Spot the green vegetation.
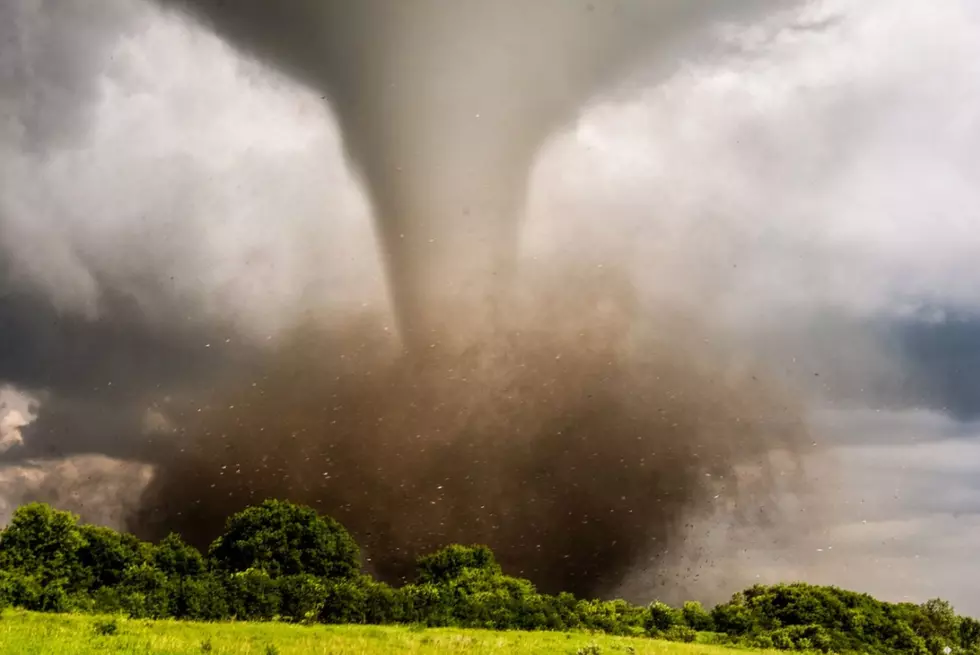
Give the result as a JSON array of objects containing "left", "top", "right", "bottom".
[
  {"left": 0, "top": 499, "right": 976, "bottom": 655},
  {"left": 0, "top": 609, "right": 731, "bottom": 654}
]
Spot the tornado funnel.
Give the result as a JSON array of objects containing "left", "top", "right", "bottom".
[{"left": 162, "top": 0, "right": 788, "bottom": 346}]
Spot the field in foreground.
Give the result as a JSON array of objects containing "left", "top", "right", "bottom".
[{"left": 0, "top": 610, "right": 759, "bottom": 655}]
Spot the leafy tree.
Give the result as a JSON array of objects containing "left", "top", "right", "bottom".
[
  {"left": 917, "top": 598, "right": 961, "bottom": 648},
  {"left": 170, "top": 573, "right": 229, "bottom": 621},
  {"left": 225, "top": 568, "right": 280, "bottom": 621},
  {"left": 681, "top": 600, "right": 714, "bottom": 631},
  {"left": 0, "top": 503, "right": 86, "bottom": 590},
  {"left": 960, "top": 616, "right": 980, "bottom": 651},
  {"left": 712, "top": 593, "right": 755, "bottom": 635},
  {"left": 153, "top": 533, "right": 205, "bottom": 578},
  {"left": 646, "top": 601, "right": 679, "bottom": 634},
  {"left": 117, "top": 563, "right": 170, "bottom": 619},
  {"left": 415, "top": 544, "right": 501, "bottom": 584},
  {"left": 209, "top": 500, "right": 359, "bottom": 580},
  {"left": 279, "top": 574, "right": 326, "bottom": 623},
  {"left": 77, "top": 524, "right": 150, "bottom": 590}
]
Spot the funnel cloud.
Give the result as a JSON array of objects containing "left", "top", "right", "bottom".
[{"left": 161, "top": 0, "right": 799, "bottom": 343}]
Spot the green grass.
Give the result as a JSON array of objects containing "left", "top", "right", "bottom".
[{"left": 0, "top": 609, "right": 764, "bottom": 655}]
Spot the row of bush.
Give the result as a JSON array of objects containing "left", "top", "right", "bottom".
[{"left": 0, "top": 499, "right": 976, "bottom": 655}]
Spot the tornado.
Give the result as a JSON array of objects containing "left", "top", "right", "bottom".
[
  {"left": 161, "top": 0, "right": 792, "bottom": 345},
  {"left": 1, "top": 0, "right": 822, "bottom": 600}
]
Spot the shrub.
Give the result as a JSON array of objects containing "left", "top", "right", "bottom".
[
  {"left": 681, "top": 600, "right": 714, "bottom": 631},
  {"left": 279, "top": 574, "right": 325, "bottom": 623},
  {"left": 115, "top": 563, "right": 171, "bottom": 619},
  {"left": 225, "top": 568, "right": 280, "bottom": 621},
  {"left": 711, "top": 594, "right": 755, "bottom": 635},
  {"left": 646, "top": 601, "right": 679, "bottom": 634},
  {"left": 663, "top": 625, "right": 698, "bottom": 643},
  {"left": 169, "top": 574, "right": 230, "bottom": 621},
  {"left": 93, "top": 617, "right": 119, "bottom": 636}
]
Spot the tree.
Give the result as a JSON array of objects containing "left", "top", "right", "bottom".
[
  {"left": 77, "top": 524, "right": 151, "bottom": 590},
  {"left": 224, "top": 568, "right": 280, "bottom": 621},
  {"left": 919, "top": 598, "right": 960, "bottom": 642},
  {"left": 646, "top": 601, "right": 679, "bottom": 634},
  {"left": 152, "top": 533, "right": 205, "bottom": 578},
  {"left": 0, "top": 503, "right": 86, "bottom": 589},
  {"left": 208, "top": 500, "right": 359, "bottom": 580},
  {"left": 960, "top": 616, "right": 980, "bottom": 651},
  {"left": 415, "top": 544, "right": 501, "bottom": 584},
  {"left": 117, "top": 563, "right": 170, "bottom": 619},
  {"left": 682, "top": 600, "right": 714, "bottom": 631}
]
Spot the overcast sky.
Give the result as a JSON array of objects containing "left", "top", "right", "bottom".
[{"left": 3, "top": 0, "right": 980, "bottom": 613}]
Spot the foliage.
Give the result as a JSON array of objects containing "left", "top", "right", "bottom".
[
  {"left": 415, "top": 545, "right": 501, "bottom": 584},
  {"left": 681, "top": 601, "right": 714, "bottom": 632},
  {"left": 0, "top": 504, "right": 86, "bottom": 590},
  {"left": 153, "top": 533, "right": 205, "bottom": 579},
  {"left": 646, "top": 601, "right": 679, "bottom": 634},
  {"left": 208, "top": 499, "right": 360, "bottom": 580},
  {"left": 0, "top": 500, "right": 977, "bottom": 655},
  {"left": 93, "top": 617, "right": 119, "bottom": 636}
]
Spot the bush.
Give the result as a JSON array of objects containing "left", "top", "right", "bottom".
[
  {"left": 662, "top": 625, "right": 698, "bottom": 643},
  {"left": 279, "top": 574, "right": 325, "bottom": 623},
  {"left": 646, "top": 601, "right": 679, "bottom": 634},
  {"left": 169, "top": 574, "right": 230, "bottom": 621},
  {"left": 93, "top": 617, "right": 119, "bottom": 636},
  {"left": 117, "top": 563, "right": 170, "bottom": 619},
  {"left": 225, "top": 568, "right": 280, "bottom": 621},
  {"left": 681, "top": 600, "right": 714, "bottom": 631},
  {"left": 711, "top": 593, "right": 756, "bottom": 635}
]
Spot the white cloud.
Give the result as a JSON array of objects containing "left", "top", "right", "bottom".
[
  {"left": 0, "top": 387, "right": 37, "bottom": 454},
  {"left": 0, "top": 1, "right": 383, "bottom": 339},
  {"left": 526, "top": 0, "right": 980, "bottom": 326}
]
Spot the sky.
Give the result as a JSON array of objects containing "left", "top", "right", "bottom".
[{"left": 3, "top": 0, "right": 980, "bottom": 612}]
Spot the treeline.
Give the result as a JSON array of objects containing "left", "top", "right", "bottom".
[{"left": 0, "top": 500, "right": 975, "bottom": 655}]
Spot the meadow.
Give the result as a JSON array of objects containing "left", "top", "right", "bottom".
[{"left": 0, "top": 610, "right": 752, "bottom": 655}]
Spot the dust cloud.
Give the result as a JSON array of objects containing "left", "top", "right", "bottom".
[{"left": 133, "top": 263, "right": 811, "bottom": 596}]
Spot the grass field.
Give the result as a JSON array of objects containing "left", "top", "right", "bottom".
[{"left": 0, "top": 610, "right": 761, "bottom": 655}]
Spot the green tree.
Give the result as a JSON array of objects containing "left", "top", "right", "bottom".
[
  {"left": 646, "top": 601, "right": 679, "bottom": 634},
  {"left": 415, "top": 544, "right": 501, "bottom": 584},
  {"left": 153, "top": 533, "right": 205, "bottom": 578},
  {"left": 77, "top": 524, "right": 150, "bottom": 590},
  {"left": 960, "top": 616, "right": 980, "bottom": 651},
  {"left": 0, "top": 503, "right": 86, "bottom": 589},
  {"left": 117, "top": 563, "right": 170, "bottom": 619},
  {"left": 681, "top": 600, "right": 714, "bottom": 631},
  {"left": 208, "top": 500, "right": 359, "bottom": 580},
  {"left": 225, "top": 568, "right": 280, "bottom": 621}
]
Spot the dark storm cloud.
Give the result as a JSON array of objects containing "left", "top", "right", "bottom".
[{"left": 887, "top": 313, "right": 980, "bottom": 421}]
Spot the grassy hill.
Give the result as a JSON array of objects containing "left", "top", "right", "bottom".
[{"left": 0, "top": 610, "right": 748, "bottom": 655}]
